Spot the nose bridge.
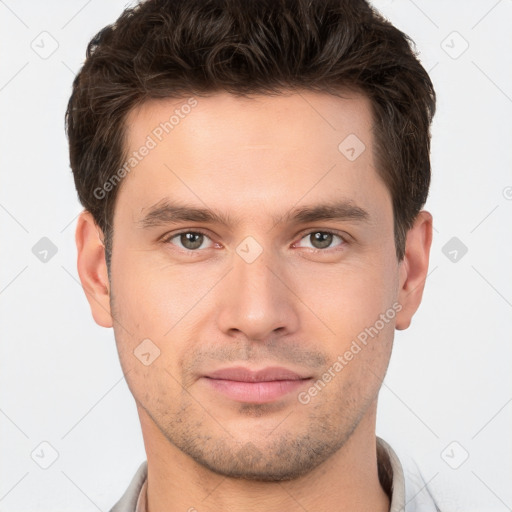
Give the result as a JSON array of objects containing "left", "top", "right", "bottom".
[
  {"left": 215, "top": 243, "right": 299, "bottom": 340},
  {"left": 236, "top": 251, "right": 276, "bottom": 304}
]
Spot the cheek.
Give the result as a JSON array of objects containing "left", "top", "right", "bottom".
[
  {"left": 291, "top": 257, "right": 398, "bottom": 343},
  {"left": 109, "top": 254, "right": 192, "bottom": 405},
  {"left": 109, "top": 248, "right": 225, "bottom": 376},
  {"left": 111, "top": 247, "right": 209, "bottom": 332}
]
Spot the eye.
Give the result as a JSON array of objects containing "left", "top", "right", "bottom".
[
  {"left": 165, "top": 231, "right": 214, "bottom": 251},
  {"left": 295, "top": 231, "right": 345, "bottom": 250}
]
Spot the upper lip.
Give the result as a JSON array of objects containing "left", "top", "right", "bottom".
[{"left": 204, "top": 366, "right": 310, "bottom": 382}]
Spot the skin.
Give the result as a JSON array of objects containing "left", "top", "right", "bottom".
[{"left": 76, "top": 90, "right": 432, "bottom": 512}]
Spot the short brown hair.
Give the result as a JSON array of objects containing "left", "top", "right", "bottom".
[{"left": 66, "top": 0, "right": 435, "bottom": 262}]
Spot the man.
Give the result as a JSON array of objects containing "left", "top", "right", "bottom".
[{"left": 66, "top": 0, "right": 438, "bottom": 510}]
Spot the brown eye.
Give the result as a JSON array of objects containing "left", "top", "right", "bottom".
[
  {"left": 180, "top": 232, "right": 204, "bottom": 250},
  {"left": 167, "top": 232, "right": 213, "bottom": 250},
  {"left": 310, "top": 232, "right": 333, "bottom": 249},
  {"left": 295, "top": 231, "right": 345, "bottom": 250}
]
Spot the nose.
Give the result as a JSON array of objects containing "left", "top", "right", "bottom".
[{"left": 215, "top": 246, "right": 300, "bottom": 341}]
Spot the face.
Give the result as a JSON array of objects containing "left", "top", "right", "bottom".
[{"left": 78, "top": 90, "right": 430, "bottom": 481}]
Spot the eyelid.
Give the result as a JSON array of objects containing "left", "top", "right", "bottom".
[
  {"left": 292, "top": 229, "right": 349, "bottom": 249},
  {"left": 159, "top": 228, "right": 350, "bottom": 252},
  {"left": 161, "top": 228, "right": 219, "bottom": 249}
]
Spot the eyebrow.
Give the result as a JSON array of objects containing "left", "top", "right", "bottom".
[{"left": 138, "top": 199, "right": 370, "bottom": 229}]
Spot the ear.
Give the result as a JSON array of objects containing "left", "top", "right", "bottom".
[
  {"left": 395, "top": 210, "right": 433, "bottom": 330},
  {"left": 75, "top": 210, "right": 113, "bottom": 328}
]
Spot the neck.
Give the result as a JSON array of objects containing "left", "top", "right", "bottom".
[{"left": 138, "top": 404, "right": 390, "bottom": 512}]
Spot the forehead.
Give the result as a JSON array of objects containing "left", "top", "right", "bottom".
[
  {"left": 119, "top": 90, "right": 388, "bottom": 223},
  {"left": 125, "top": 90, "right": 374, "bottom": 152}
]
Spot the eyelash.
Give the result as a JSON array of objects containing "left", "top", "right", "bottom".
[{"left": 161, "top": 229, "right": 349, "bottom": 253}]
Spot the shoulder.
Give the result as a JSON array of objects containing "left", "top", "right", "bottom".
[
  {"left": 109, "top": 461, "right": 148, "bottom": 512},
  {"left": 378, "top": 437, "right": 441, "bottom": 512}
]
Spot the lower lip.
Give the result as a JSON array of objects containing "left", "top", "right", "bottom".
[{"left": 203, "top": 377, "right": 310, "bottom": 403}]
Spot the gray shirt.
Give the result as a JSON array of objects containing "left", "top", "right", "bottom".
[{"left": 110, "top": 437, "right": 440, "bottom": 512}]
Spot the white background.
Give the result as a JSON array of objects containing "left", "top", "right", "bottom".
[{"left": 1, "top": 0, "right": 511, "bottom": 510}]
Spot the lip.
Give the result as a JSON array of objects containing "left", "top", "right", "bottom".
[
  {"left": 202, "top": 366, "right": 312, "bottom": 403},
  {"left": 206, "top": 366, "right": 307, "bottom": 382}
]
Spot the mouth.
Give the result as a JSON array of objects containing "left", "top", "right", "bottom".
[{"left": 201, "top": 366, "right": 313, "bottom": 403}]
